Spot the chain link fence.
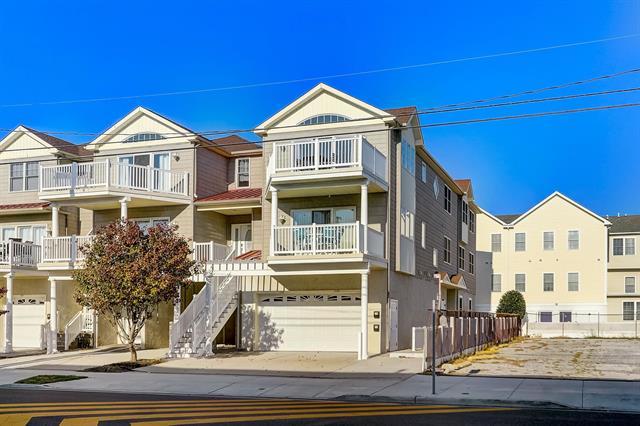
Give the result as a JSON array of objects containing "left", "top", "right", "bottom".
[{"left": 525, "top": 312, "right": 639, "bottom": 338}]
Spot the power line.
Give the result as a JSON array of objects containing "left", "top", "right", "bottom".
[{"left": 1, "top": 33, "right": 638, "bottom": 108}]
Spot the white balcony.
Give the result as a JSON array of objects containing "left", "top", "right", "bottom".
[
  {"left": 39, "top": 161, "right": 190, "bottom": 200},
  {"left": 41, "top": 236, "right": 94, "bottom": 263},
  {"left": 193, "top": 241, "right": 232, "bottom": 263},
  {"left": 269, "top": 135, "right": 387, "bottom": 184},
  {"left": 0, "top": 241, "right": 41, "bottom": 268},
  {"left": 271, "top": 222, "right": 384, "bottom": 258}
]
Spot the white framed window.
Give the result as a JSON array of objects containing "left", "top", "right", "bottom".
[
  {"left": 291, "top": 206, "right": 356, "bottom": 225},
  {"left": 568, "top": 272, "right": 579, "bottom": 292},
  {"left": 124, "top": 132, "right": 166, "bottom": 142},
  {"left": 462, "top": 201, "right": 469, "bottom": 225},
  {"left": 420, "top": 161, "right": 427, "bottom": 183},
  {"left": 444, "top": 185, "right": 452, "bottom": 214},
  {"left": 401, "top": 138, "right": 416, "bottom": 175},
  {"left": 613, "top": 238, "right": 624, "bottom": 256},
  {"left": 443, "top": 236, "right": 451, "bottom": 264},
  {"left": 568, "top": 230, "right": 580, "bottom": 250},
  {"left": 543, "top": 231, "right": 554, "bottom": 251},
  {"left": 9, "top": 161, "right": 39, "bottom": 192},
  {"left": 491, "top": 233, "right": 502, "bottom": 252},
  {"left": 469, "top": 211, "right": 476, "bottom": 233},
  {"left": 133, "top": 217, "right": 171, "bottom": 234},
  {"left": 624, "top": 277, "right": 636, "bottom": 294},
  {"left": 400, "top": 209, "right": 415, "bottom": 240},
  {"left": 1, "top": 225, "right": 46, "bottom": 245},
  {"left": 515, "top": 273, "right": 526, "bottom": 292},
  {"left": 515, "top": 232, "right": 526, "bottom": 252},
  {"left": 622, "top": 301, "right": 639, "bottom": 321},
  {"left": 625, "top": 237, "right": 636, "bottom": 255},
  {"left": 491, "top": 274, "right": 502, "bottom": 292},
  {"left": 236, "top": 158, "right": 250, "bottom": 188},
  {"left": 421, "top": 221, "right": 426, "bottom": 249},
  {"left": 298, "top": 114, "right": 349, "bottom": 126},
  {"left": 458, "top": 246, "right": 465, "bottom": 270},
  {"left": 543, "top": 273, "right": 554, "bottom": 292},
  {"left": 468, "top": 252, "right": 475, "bottom": 274},
  {"left": 432, "top": 248, "right": 438, "bottom": 267}
]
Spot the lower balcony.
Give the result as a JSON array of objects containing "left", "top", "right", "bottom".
[
  {"left": 0, "top": 240, "right": 41, "bottom": 269},
  {"left": 40, "top": 236, "right": 94, "bottom": 266},
  {"left": 271, "top": 222, "right": 384, "bottom": 258}
]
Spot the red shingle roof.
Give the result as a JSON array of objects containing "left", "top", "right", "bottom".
[
  {"left": 235, "top": 249, "right": 262, "bottom": 261},
  {"left": 205, "top": 134, "right": 261, "bottom": 155},
  {"left": 385, "top": 106, "right": 417, "bottom": 125},
  {"left": 0, "top": 202, "right": 50, "bottom": 211},
  {"left": 23, "top": 126, "right": 91, "bottom": 157},
  {"left": 455, "top": 179, "right": 471, "bottom": 193},
  {"left": 196, "top": 188, "right": 262, "bottom": 203}
]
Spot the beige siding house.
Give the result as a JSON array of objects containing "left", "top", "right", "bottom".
[{"left": 606, "top": 215, "right": 640, "bottom": 322}]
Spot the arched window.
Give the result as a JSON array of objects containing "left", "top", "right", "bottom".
[
  {"left": 298, "top": 114, "right": 350, "bottom": 126},
  {"left": 124, "top": 132, "right": 166, "bottom": 143}
]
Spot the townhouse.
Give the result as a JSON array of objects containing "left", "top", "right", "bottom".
[
  {"left": 476, "top": 192, "right": 611, "bottom": 323},
  {"left": 1, "top": 83, "right": 477, "bottom": 360},
  {"left": 606, "top": 215, "right": 640, "bottom": 321}
]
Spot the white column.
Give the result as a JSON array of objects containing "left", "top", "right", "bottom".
[
  {"left": 360, "top": 270, "right": 369, "bottom": 360},
  {"left": 2, "top": 273, "right": 14, "bottom": 353},
  {"left": 51, "top": 204, "right": 60, "bottom": 238},
  {"left": 119, "top": 198, "right": 129, "bottom": 220},
  {"left": 173, "top": 285, "right": 181, "bottom": 322},
  {"left": 270, "top": 188, "right": 278, "bottom": 256},
  {"left": 361, "top": 181, "right": 368, "bottom": 254},
  {"left": 49, "top": 278, "right": 58, "bottom": 354}
]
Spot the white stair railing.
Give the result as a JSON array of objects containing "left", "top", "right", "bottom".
[{"left": 64, "top": 309, "right": 95, "bottom": 350}]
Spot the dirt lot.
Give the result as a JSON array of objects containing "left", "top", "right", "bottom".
[{"left": 447, "top": 337, "right": 640, "bottom": 380}]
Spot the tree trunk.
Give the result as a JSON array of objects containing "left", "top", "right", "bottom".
[{"left": 129, "top": 341, "right": 138, "bottom": 362}]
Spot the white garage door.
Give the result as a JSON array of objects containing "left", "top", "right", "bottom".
[
  {"left": 258, "top": 293, "right": 360, "bottom": 352},
  {"left": 13, "top": 298, "right": 46, "bottom": 349}
]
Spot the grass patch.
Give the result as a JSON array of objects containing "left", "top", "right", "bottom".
[
  {"left": 84, "top": 358, "right": 163, "bottom": 373},
  {"left": 16, "top": 375, "right": 86, "bottom": 385}
]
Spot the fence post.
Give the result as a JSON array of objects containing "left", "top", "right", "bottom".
[
  {"left": 431, "top": 300, "right": 436, "bottom": 395},
  {"left": 597, "top": 312, "right": 600, "bottom": 338}
]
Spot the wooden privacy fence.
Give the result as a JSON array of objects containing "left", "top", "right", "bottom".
[{"left": 422, "top": 314, "right": 521, "bottom": 370}]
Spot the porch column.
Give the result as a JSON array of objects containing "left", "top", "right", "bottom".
[
  {"left": 173, "top": 285, "right": 181, "bottom": 322},
  {"left": 2, "top": 273, "right": 14, "bottom": 353},
  {"left": 270, "top": 188, "right": 278, "bottom": 256},
  {"left": 359, "top": 269, "right": 369, "bottom": 360},
  {"left": 49, "top": 277, "right": 58, "bottom": 354},
  {"left": 360, "top": 181, "right": 368, "bottom": 254},
  {"left": 119, "top": 198, "right": 129, "bottom": 220},
  {"left": 51, "top": 204, "right": 60, "bottom": 237}
]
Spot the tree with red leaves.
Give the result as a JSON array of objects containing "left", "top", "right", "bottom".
[{"left": 73, "top": 220, "right": 196, "bottom": 362}]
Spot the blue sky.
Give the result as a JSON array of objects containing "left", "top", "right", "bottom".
[{"left": 0, "top": 1, "right": 638, "bottom": 215}]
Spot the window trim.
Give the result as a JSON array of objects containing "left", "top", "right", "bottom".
[
  {"left": 420, "top": 161, "right": 427, "bottom": 183},
  {"left": 567, "top": 271, "right": 580, "bottom": 292},
  {"left": 443, "top": 185, "right": 452, "bottom": 214},
  {"left": 290, "top": 205, "right": 357, "bottom": 225},
  {"left": 421, "top": 221, "right": 426, "bottom": 249},
  {"left": 543, "top": 230, "right": 555, "bottom": 251},
  {"left": 443, "top": 236, "right": 452, "bottom": 264},
  {"left": 491, "top": 273, "right": 502, "bottom": 292},
  {"left": 624, "top": 237, "right": 636, "bottom": 256},
  {"left": 491, "top": 233, "right": 502, "bottom": 253},
  {"left": 624, "top": 276, "right": 636, "bottom": 294},
  {"left": 469, "top": 211, "right": 476, "bottom": 233},
  {"left": 297, "top": 114, "right": 350, "bottom": 126},
  {"left": 235, "top": 157, "right": 251, "bottom": 188},
  {"left": 515, "top": 273, "right": 526, "bottom": 293},
  {"left": 543, "top": 272, "right": 555, "bottom": 292},
  {"left": 9, "top": 161, "right": 39, "bottom": 193},
  {"left": 613, "top": 237, "right": 624, "bottom": 256},
  {"left": 622, "top": 301, "right": 638, "bottom": 321},
  {"left": 568, "top": 229, "right": 580, "bottom": 250},
  {"left": 468, "top": 251, "right": 475, "bottom": 275},
  {"left": 458, "top": 245, "right": 465, "bottom": 271},
  {"left": 1, "top": 224, "right": 48, "bottom": 243},
  {"left": 515, "top": 232, "right": 526, "bottom": 252}
]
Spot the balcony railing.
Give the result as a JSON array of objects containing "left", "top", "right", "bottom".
[
  {"left": 271, "top": 135, "right": 387, "bottom": 182},
  {"left": 42, "top": 236, "right": 94, "bottom": 263},
  {"left": 0, "top": 240, "right": 41, "bottom": 268},
  {"left": 40, "top": 161, "right": 190, "bottom": 197},
  {"left": 193, "top": 241, "right": 232, "bottom": 263},
  {"left": 272, "top": 222, "right": 384, "bottom": 257}
]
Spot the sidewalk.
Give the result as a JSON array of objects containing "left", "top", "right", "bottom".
[{"left": 1, "top": 367, "right": 638, "bottom": 413}]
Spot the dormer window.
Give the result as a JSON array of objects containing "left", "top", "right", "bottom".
[
  {"left": 124, "top": 132, "right": 166, "bottom": 143},
  {"left": 298, "top": 114, "right": 350, "bottom": 126}
]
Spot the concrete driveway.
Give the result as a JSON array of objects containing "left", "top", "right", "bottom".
[{"left": 447, "top": 338, "right": 640, "bottom": 380}]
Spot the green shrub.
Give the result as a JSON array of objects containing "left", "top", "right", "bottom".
[{"left": 496, "top": 290, "right": 526, "bottom": 319}]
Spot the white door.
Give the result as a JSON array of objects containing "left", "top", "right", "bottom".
[
  {"left": 13, "top": 297, "right": 46, "bottom": 348},
  {"left": 389, "top": 299, "right": 399, "bottom": 351},
  {"left": 153, "top": 153, "right": 170, "bottom": 191},
  {"left": 258, "top": 293, "right": 360, "bottom": 352},
  {"left": 231, "top": 224, "right": 252, "bottom": 256}
]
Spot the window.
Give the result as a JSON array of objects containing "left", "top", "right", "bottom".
[
  {"left": 539, "top": 312, "right": 553, "bottom": 323},
  {"left": 613, "top": 238, "right": 624, "bottom": 256},
  {"left": 291, "top": 207, "right": 355, "bottom": 225},
  {"left": 421, "top": 221, "right": 426, "bottom": 249},
  {"left": 2, "top": 225, "right": 46, "bottom": 244},
  {"left": 432, "top": 248, "right": 438, "bottom": 267},
  {"left": 444, "top": 185, "right": 452, "bottom": 213},
  {"left": 568, "top": 230, "right": 580, "bottom": 250},
  {"left": 461, "top": 201, "right": 469, "bottom": 225},
  {"left": 625, "top": 277, "right": 636, "bottom": 294},
  {"left": 9, "top": 162, "right": 39, "bottom": 192},
  {"left": 468, "top": 252, "right": 475, "bottom": 274},
  {"left": 458, "top": 246, "right": 465, "bottom": 270},
  {"left": 400, "top": 209, "right": 415, "bottom": 240},
  {"left": 134, "top": 217, "right": 171, "bottom": 234},
  {"left": 625, "top": 238, "right": 636, "bottom": 255},
  {"left": 433, "top": 176, "right": 440, "bottom": 199},
  {"left": 543, "top": 231, "right": 554, "bottom": 251},
  {"left": 491, "top": 274, "right": 502, "bottom": 292},
  {"left": 515, "top": 233, "right": 526, "bottom": 252},
  {"left": 623, "top": 302, "right": 635, "bottom": 321},
  {"left": 468, "top": 299, "right": 473, "bottom": 311},
  {"left": 543, "top": 273, "right": 554, "bottom": 291},
  {"left": 443, "top": 237, "right": 451, "bottom": 264},
  {"left": 124, "top": 132, "right": 166, "bottom": 142},
  {"left": 298, "top": 114, "right": 349, "bottom": 126},
  {"left": 568, "top": 272, "right": 579, "bottom": 292},
  {"left": 515, "top": 273, "right": 526, "bottom": 292},
  {"left": 458, "top": 296, "right": 463, "bottom": 310},
  {"left": 236, "top": 158, "right": 250, "bottom": 188},
  {"left": 401, "top": 139, "right": 416, "bottom": 175},
  {"left": 469, "top": 211, "right": 476, "bottom": 233},
  {"left": 420, "top": 161, "right": 427, "bottom": 183},
  {"left": 491, "top": 234, "right": 502, "bottom": 252},
  {"left": 560, "top": 312, "right": 572, "bottom": 323}
]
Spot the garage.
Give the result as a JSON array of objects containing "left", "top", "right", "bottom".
[
  {"left": 13, "top": 296, "right": 46, "bottom": 349},
  {"left": 258, "top": 293, "right": 361, "bottom": 352}
]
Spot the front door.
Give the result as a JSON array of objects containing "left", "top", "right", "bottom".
[
  {"left": 389, "top": 299, "right": 399, "bottom": 351},
  {"left": 231, "top": 224, "right": 252, "bottom": 256}
]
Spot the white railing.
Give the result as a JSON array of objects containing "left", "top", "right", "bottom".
[
  {"left": 193, "top": 242, "right": 231, "bottom": 263},
  {"left": 170, "top": 281, "right": 209, "bottom": 353},
  {"left": 272, "top": 222, "right": 360, "bottom": 255},
  {"left": 40, "top": 161, "right": 190, "bottom": 197},
  {"left": 42, "top": 235, "right": 94, "bottom": 263},
  {"left": 366, "top": 227, "right": 385, "bottom": 258},
  {"left": 0, "top": 241, "right": 41, "bottom": 267},
  {"left": 64, "top": 309, "right": 95, "bottom": 350},
  {"left": 362, "top": 139, "right": 387, "bottom": 181}
]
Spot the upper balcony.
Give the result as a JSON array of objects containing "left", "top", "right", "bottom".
[
  {"left": 267, "top": 135, "right": 388, "bottom": 195},
  {"left": 39, "top": 161, "right": 191, "bottom": 206}
]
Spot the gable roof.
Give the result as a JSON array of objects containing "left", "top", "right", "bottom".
[
  {"left": 255, "top": 83, "right": 395, "bottom": 134},
  {"left": 205, "top": 134, "right": 261, "bottom": 155},
  {"left": 0, "top": 126, "right": 89, "bottom": 158},
  {"left": 385, "top": 106, "right": 417, "bottom": 126},
  {"left": 608, "top": 215, "right": 640, "bottom": 234},
  {"left": 496, "top": 214, "right": 521, "bottom": 224}
]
